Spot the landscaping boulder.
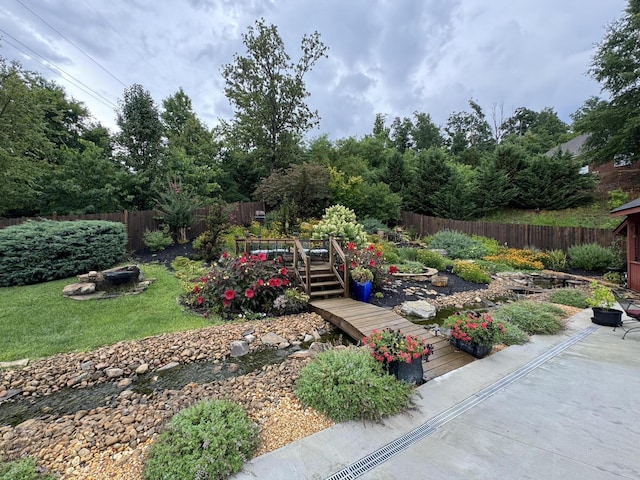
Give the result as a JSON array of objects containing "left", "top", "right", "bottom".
[{"left": 400, "top": 300, "right": 437, "bottom": 319}]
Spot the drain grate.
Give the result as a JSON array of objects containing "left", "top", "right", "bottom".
[{"left": 324, "top": 324, "right": 599, "bottom": 480}]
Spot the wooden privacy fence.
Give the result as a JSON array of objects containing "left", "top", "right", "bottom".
[
  {"left": 400, "top": 211, "right": 616, "bottom": 252},
  {"left": 0, "top": 202, "right": 265, "bottom": 252}
]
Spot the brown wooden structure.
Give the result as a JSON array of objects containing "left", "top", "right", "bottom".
[
  {"left": 611, "top": 198, "right": 640, "bottom": 293},
  {"left": 400, "top": 211, "right": 614, "bottom": 252},
  {"left": 309, "top": 297, "right": 475, "bottom": 381}
]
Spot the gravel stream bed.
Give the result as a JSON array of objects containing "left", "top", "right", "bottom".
[{"left": 0, "top": 271, "right": 591, "bottom": 479}]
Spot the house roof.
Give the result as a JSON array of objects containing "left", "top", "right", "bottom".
[
  {"left": 610, "top": 197, "right": 640, "bottom": 217},
  {"left": 545, "top": 133, "right": 590, "bottom": 157}
]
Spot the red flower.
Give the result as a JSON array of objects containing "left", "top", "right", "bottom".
[
  {"left": 347, "top": 242, "right": 356, "bottom": 251},
  {"left": 338, "top": 264, "right": 345, "bottom": 271},
  {"left": 193, "top": 285, "right": 200, "bottom": 293},
  {"left": 196, "top": 296, "right": 204, "bottom": 305},
  {"left": 257, "top": 279, "right": 264, "bottom": 286},
  {"left": 223, "top": 299, "right": 229, "bottom": 307},
  {"left": 258, "top": 252, "right": 267, "bottom": 262},
  {"left": 224, "top": 289, "right": 235, "bottom": 300},
  {"left": 368, "top": 260, "right": 376, "bottom": 267},
  {"left": 239, "top": 257, "right": 247, "bottom": 264},
  {"left": 367, "top": 245, "right": 375, "bottom": 251},
  {"left": 280, "top": 267, "right": 288, "bottom": 276},
  {"left": 201, "top": 276, "right": 208, "bottom": 283},
  {"left": 388, "top": 265, "right": 398, "bottom": 274},
  {"left": 245, "top": 289, "right": 255, "bottom": 299},
  {"left": 351, "top": 261, "right": 358, "bottom": 268},
  {"left": 283, "top": 278, "right": 289, "bottom": 286},
  {"left": 268, "top": 278, "right": 282, "bottom": 287},
  {"left": 375, "top": 251, "right": 382, "bottom": 257},
  {"left": 221, "top": 252, "right": 228, "bottom": 259}
]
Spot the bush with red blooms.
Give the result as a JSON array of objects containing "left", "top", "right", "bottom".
[
  {"left": 183, "top": 251, "right": 296, "bottom": 317},
  {"left": 342, "top": 242, "right": 396, "bottom": 290},
  {"left": 445, "top": 312, "right": 506, "bottom": 346},
  {"left": 362, "top": 329, "right": 434, "bottom": 364}
]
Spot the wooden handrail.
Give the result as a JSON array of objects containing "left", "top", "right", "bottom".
[
  {"left": 330, "top": 236, "right": 348, "bottom": 297},
  {"left": 293, "top": 238, "right": 311, "bottom": 294}
]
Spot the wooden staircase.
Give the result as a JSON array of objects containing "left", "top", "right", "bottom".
[{"left": 303, "top": 263, "right": 345, "bottom": 299}]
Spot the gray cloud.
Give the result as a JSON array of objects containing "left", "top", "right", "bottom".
[{"left": 0, "top": 0, "right": 627, "bottom": 139}]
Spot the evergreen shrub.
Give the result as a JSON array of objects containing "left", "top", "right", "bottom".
[
  {"left": 143, "top": 226, "right": 173, "bottom": 252},
  {"left": 295, "top": 347, "right": 414, "bottom": 422},
  {"left": 549, "top": 288, "right": 587, "bottom": 308},
  {"left": 0, "top": 458, "right": 55, "bottom": 480},
  {"left": 492, "top": 301, "right": 565, "bottom": 335},
  {"left": 416, "top": 249, "right": 448, "bottom": 271},
  {"left": 0, "top": 220, "right": 126, "bottom": 287},
  {"left": 568, "top": 243, "right": 616, "bottom": 272},
  {"left": 427, "top": 230, "right": 491, "bottom": 259},
  {"left": 143, "top": 400, "right": 258, "bottom": 480}
]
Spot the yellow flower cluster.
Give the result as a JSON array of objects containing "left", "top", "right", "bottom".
[{"left": 483, "top": 247, "right": 549, "bottom": 270}]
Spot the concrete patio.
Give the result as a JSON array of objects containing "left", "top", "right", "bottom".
[{"left": 231, "top": 307, "right": 640, "bottom": 480}]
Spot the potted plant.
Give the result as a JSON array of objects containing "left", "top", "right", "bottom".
[
  {"left": 350, "top": 266, "right": 374, "bottom": 302},
  {"left": 444, "top": 312, "right": 505, "bottom": 359},
  {"left": 586, "top": 281, "right": 623, "bottom": 327},
  {"left": 362, "top": 329, "right": 434, "bottom": 384}
]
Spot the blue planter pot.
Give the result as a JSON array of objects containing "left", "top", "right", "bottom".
[{"left": 351, "top": 280, "right": 372, "bottom": 303}]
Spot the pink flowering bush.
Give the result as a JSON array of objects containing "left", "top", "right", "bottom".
[
  {"left": 444, "top": 312, "right": 505, "bottom": 346},
  {"left": 362, "top": 329, "right": 434, "bottom": 364},
  {"left": 183, "top": 252, "right": 304, "bottom": 317}
]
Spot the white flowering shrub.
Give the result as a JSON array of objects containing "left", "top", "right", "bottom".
[{"left": 312, "top": 204, "right": 367, "bottom": 245}]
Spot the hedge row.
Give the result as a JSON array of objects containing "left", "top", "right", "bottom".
[{"left": 0, "top": 220, "right": 126, "bottom": 287}]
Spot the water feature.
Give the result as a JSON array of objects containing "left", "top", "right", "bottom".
[{"left": 0, "top": 343, "right": 323, "bottom": 428}]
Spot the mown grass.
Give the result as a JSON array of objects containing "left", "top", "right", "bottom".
[{"left": 0, "top": 264, "right": 214, "bottom": 362}]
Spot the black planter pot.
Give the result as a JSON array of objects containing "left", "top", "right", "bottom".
[
  {"left": 591, "top": 307, "right": 623, "bottom": 327},
  {"left": 450, "top": 338, "right": 492, "bottom": 359},
  {"left": 384, "top": 358, "right": 424, "bottom": 385}
]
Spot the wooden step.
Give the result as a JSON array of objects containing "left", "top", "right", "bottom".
[
  {"left": 310, "top": 280, "right": 342, "bottom": 288},
  {"left": 309, "top": 288, "right": 345, "bottom": 298}
]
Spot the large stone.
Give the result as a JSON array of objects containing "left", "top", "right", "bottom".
[
  {"left": 260, "top": 332, "right": 287, "bottom": 346},
  {"left": 62, "top": 282, "right": 96, "bottom": 296},
  {"left": 230, "top": 340, "right": 249, "bottom": 358},
  {"left": 400, "top": 300, "right": 437, "bottom": 319},
  {"left": 105, "top": 368, "right": 124, "bottom": 378},
  {"left": 0, "top": 358, "right": 29, "bottom": 369},
  {"left": 156, "top": 361, "right": 180, "bottom": 372},
  {"left": 431, "top": 275, "right": 448, "bottom": 287}
]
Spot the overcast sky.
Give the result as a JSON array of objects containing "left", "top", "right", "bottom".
[{"left": 0, "top": 0, "right": 627, "bottom": 140}]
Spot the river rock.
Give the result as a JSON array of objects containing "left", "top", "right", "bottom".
[
  {"left": 401, "top": 300, "right": 437, "bottom": 319},
  {"left": 157, "top": 362, "right": 180, "bottom": 372},
  {"left": 230, "top": 341, "right": 249, "bottom": 358},
  {"left": 105, "top": 368, "right": 124, "bottom": 378},
  {"left": 308, "top": 342, "right": 330, "bottom": 354},
  {"left": 260, "top": 332, "right": 287, "bottom": 346},
  {"left": 135, "top": 363, "right": 149, "bottom": 374}
]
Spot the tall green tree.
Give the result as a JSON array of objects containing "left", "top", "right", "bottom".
[
  {"left": 115, "top": 84, "right": 165, "bottom": 209},
  {"left": 404, "top": 148, "right": 454, "bottom": 216},
  {"left": 390, "top": 116, "right": 414, "bottom": 153},
  {"left": 445, "top": 100, "right": 494, "bottom": 163},
  {"left": 411, "top": 111, "right": 443, "bottom": 150},
  {"left": 221, "top": 18, "right": 328, "bottom": 180},
  {"left": 574, "top": 0, "right": 640, "bottom": 164},
  {"left": 161, "top": 88, "right": 221, "bottom": 201}
]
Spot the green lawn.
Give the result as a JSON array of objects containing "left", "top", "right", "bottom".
[{"left": 0, "top": 264, "right": 215, "bottom": 362}]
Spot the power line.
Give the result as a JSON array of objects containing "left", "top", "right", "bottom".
[
  {"left": 1, "top": 36, "right": 118, "bottom": 110},
  {"left": 0, "top": 27, "right": 118, "bottom": 109},
  {"left": 16, "top": 0, "right": 128, "bottom": 88},
  {"left": 82, "top": 0, "right": 162, "bottom": 77}
]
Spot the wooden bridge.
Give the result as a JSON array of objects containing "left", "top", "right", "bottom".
[
  {"left": 310, "top": 297, "right": 475, "bottom": 382},
  {"left": 234, "top": 236, "right": 476, "bottom": 380}
]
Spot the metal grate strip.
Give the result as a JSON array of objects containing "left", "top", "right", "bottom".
[{"left": 324, "top": 324, "right": 599, "bottom": 480}]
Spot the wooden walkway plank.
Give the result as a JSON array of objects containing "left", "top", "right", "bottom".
[{"left": 310, "top": 297, "right": 475, "bottom": 381}]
